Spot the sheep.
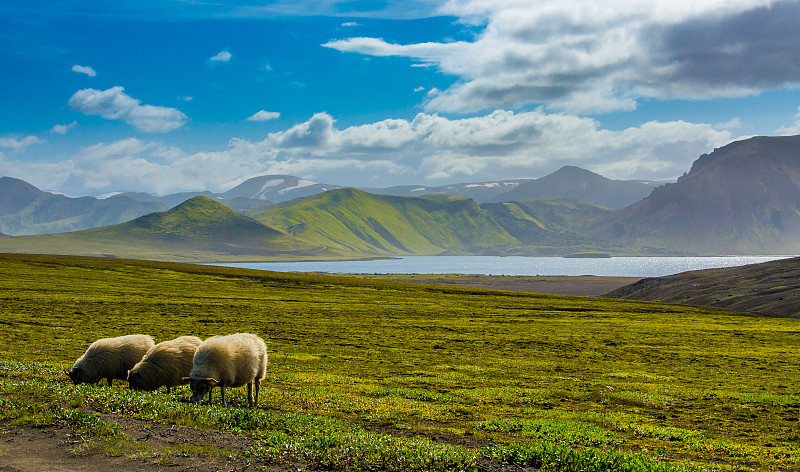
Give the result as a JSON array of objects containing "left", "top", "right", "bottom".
[
  {"left": 127, "top": 336, "right": 202, "bottom": 393},
  {"left": 67, "top": 334, "right": 155, "bottom": 386},
  {"left": 182, "top": 333, "right": 267, "bottom": 408}
]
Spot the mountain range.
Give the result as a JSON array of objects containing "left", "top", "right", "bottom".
[
  {"left": 0, "top": 166, "right": 663, "bottom": 237},
  {"left": 2, "top": 133, "right": 800, "bottom": 258}
]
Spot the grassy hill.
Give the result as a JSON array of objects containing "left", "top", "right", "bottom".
[
  {"left": 247, "top": 188, "right": 520, "bottom": 255},
  {"left": 0, "top": 253, "right": 798, "bottom": 470},
  {"left": 0, "top": 197, "right": 356, "bottom": 262}
]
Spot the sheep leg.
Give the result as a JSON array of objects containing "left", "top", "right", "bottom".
[
  {"left": 207, "top": 389, "right": 213, "bottom": 405},
  {"left": 220, "top": 385, "right": 227, "bottom": 407},
  {"left": 247, "top": 383, "right": 254, "bottom": 407},
  {"left": 106, "top": 377, "right": 113, "bottom": 387},
  {"left": 254, "top": 379, "right": 261, "bottom": 407}
]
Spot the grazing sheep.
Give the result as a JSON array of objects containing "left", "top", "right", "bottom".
[
  {"left": 67, "top": 334, "right": 155, "bottom": 386},
  {"left": 183, "top": 333, "right": 267, "bottom": 408},
  {"left": 127, "top": 336, "right": 202, "bottom": 393}
]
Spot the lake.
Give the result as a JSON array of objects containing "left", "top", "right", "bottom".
[{"left": 210, "top": 255, "right": 795, "bottom": 278}]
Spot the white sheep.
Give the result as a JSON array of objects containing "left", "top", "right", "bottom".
[
  {"left": 183, "top": 333, "right": 267, "bottom": 407},
  {"left": 67, "top": 334, "right": 155, "bottom": 386},
  {"left": 127, "top": 336, "right": 202, "bottom": 393}
]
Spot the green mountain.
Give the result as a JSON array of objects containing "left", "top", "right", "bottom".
[
  {"left": 585, "top": 135, "right": 800, "bottom": 254},
  {"left": 248, "top": 188, "right": 520, "bottom": 255},
  {"left": 0, "top": 197, "right": 333, "bottom": 262}
]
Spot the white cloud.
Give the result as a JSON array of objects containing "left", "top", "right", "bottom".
[
  {"left": 209, "top": 50, "right": 232, "bottom": 63},
  {"left": 0, "top": 135, "right": 43, "bottom": 150},
  {"left": 714, "top": 117, "right": 743, "bottom": 131},
  {"left": 341, "top": 22, "right": 360, "bottom": 27},
  {"left": 414, "top": 86, "right": 425, "bottom": 92},
  {"left": 246, "top": 110, "right": 281, "bottom": 122},
  {"left": 325, "top": 0, "right": 798, "bottom": 114},
  {"left": 51, "top": 121, "right": 78, "bottom": 135},
  {"left": 68, "top": 86, "right": 188, "bottom": 133},
  {"left": 776, "top": 106, "right": 800, "bottom": 136},
  {"left": 0, "top": 110, "right": 733, "bottom": 195},
  {"left": 178, "top": 96, "right": 193, "bottom": 102},
  {"left": 71, "top": 65, "right": 96, "bottom": 77}
]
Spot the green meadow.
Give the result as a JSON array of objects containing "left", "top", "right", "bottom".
[{"left": 0, "top": 253, "right": 798, "bottom": 470}]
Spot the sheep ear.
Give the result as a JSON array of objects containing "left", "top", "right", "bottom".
[{"left": 208, "top": 378, "right": 219, "bottom": 386}]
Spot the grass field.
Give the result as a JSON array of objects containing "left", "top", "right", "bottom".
[{"left": 0, "top": 253, "right": 798, "bottom": 471}]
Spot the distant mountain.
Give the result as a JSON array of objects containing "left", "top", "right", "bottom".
[
  {"left": 604, "top": 256, "right": 800, "bottom": 318},
  {"left": 586, "top": 135, "right": 800, "bottom": 254},
  {"left": 0, "top": 197, "right": 332, "bottom": 261},
  {"left": 0, "top": 176, "right": 43, "bottom": 215},
  {"left": 221, "top": 175, "right": 342, "bottom": 203},
  {"left": 489, "top": 166, "right": 666, "bottom": 209},
  {"left": 363, "top": 179, "right": 530, "bottom": 204},
  {"left": 0, "top": 176, "right": 164, "bottom": 235}
]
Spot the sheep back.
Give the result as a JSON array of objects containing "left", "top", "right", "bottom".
[
  {"left": 128, "top": 336, "right": 202, "bottom": 391},
  {"left": 189, "top": 333, "right": 267, "bottom": 388},
  {"left": 69, "top": 334, "right": 155, "bottom": 385}
]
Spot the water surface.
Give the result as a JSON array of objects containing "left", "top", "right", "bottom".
[{"left": 210, "top": 255, "right": 794, "bottom": 278}]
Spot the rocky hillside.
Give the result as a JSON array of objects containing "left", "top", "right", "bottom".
[{"left": 586, "top": 135, "right": 800, "bottom": 254}]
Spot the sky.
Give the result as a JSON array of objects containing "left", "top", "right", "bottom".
[{"left": 2, "top": 0, "right": 800, "bottom": 196}]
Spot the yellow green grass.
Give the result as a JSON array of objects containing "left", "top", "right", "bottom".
[{"left": 0, "top": 253, "right": 798, "bottom": 470}]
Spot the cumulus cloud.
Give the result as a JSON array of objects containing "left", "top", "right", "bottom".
[
  {"left": 246, "top": 110, "right": 281, "bottom": 121},
  {"left": 0, "top": 135, "right": 43, "bottom": 150},
  {"left": 325, "top": 0, "right": 799, "bottom": 114},
  {"left": 68, "top": 86, "right": 188, "bottom": 133},
  {"left": 0, "top": 110, "right": 733, "bottom": 195},
  {"left": 209, "top": 50, "right": 232, "bottom": 63},
  {"left": 71, "top": 65, "right": 96, "bottom": 77},
  {"left": 51, "top": 121, "right": 78, "bottom": 135}
]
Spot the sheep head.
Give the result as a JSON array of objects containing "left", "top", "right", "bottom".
[{"left": 182, "top": 376, "right": 219, "bottom": 403}]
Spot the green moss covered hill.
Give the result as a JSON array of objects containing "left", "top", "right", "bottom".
[{"left": 246, "top": 188, "right": 520, "bottom": 255}]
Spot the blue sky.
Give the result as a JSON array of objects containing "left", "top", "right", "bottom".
[{"left": 2, "top": 0, "right": 800, "bottom": 196}]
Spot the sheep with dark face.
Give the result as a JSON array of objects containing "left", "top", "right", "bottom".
[
  {"left": 127, "top": 336, "right": 202, "bottom": 393},
  {"left": 67, "top": 334, "right": 155, "bottom": 386},
  {"left": 183, "top": 333, "right": 267, "bottom": 407}
]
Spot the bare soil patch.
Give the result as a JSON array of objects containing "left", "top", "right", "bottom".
[{"left": 0, "top": 418, "right": 297, "bottom": 472}]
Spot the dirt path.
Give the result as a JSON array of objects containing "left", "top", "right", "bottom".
[{"left": 0, "top": 418, "right": 294, "bottom": 472}]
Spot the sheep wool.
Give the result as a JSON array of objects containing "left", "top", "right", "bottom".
[
  {"left": 68, "top": 334, "right": 155, "bottom": 386},
  {"left": 128, "top": 336, "right": 202, "bottom": 393},
  {"left": 185, "top": 333, "right": 267, "bottom": 407}
]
